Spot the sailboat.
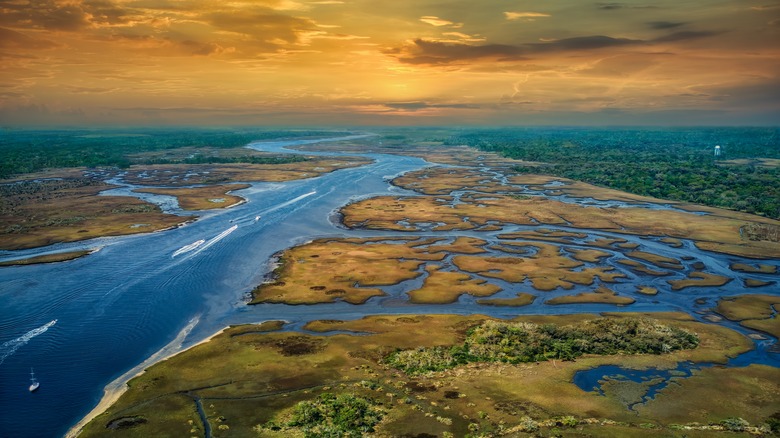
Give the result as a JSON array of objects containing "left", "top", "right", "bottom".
[{"left": 29, "top": 368, "right": 39, "bottom": 392}]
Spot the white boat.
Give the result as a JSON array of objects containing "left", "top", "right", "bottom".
[
  {"left": 171, "top": 239, "right": 206, "bottom": 258},
  {"left": 29, "top": 368, "right": 39, "bottom": 392},
  {"left": 255, "top": 215, "right": 261, "bottom": 221}
]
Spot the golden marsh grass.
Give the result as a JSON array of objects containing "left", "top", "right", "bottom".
[
  {"left": 407, "top": 265, "right": 502, "bottom": 304},
  {"left": 134, "top": 184, "right": 249, "bottom": 210},
  {"left": 250, "top": 238, "right": 445, "bottom": 305},
  {"left": 78, "top": 313, "right": 760, "bottom": 437},
  {"left": 545, "top": 286, "right": 636, "bottom": 305},
  {"left": 0, "top": 179, "right": 190, "bottom": 250}
]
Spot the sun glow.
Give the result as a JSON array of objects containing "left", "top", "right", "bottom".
[{"left": 1, "top": 0, "right": 777, "bottom": 125}]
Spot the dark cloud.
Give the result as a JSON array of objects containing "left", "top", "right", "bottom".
[
  {"left": 541, "top": 35, "right": 641, "bottom": 51},
  {"left": 204, "top": 10, "right": 316, "bottom": 44},
  {"left": 0, "top": 27, "right": 60, "bottom": 49},
  {"left": 392, "top": 40, "right": 527, "bottom": 64},
  {"left": 181, "top": 40, "right": 229, "bottom": 56},
  {"left": 596, "top": 2, "right": 658, "bottom": 10},
  {"left": 85, "top": 0, "right": 132, "bottom": 25},
  {"left": 647, "top": 21, "right": 687, "bottom": 29},
  {"left": 597, "top": 3, "right": 623, "bottom": 10},
  {"left": 0, "top": 0, "right": 133, "bottom": 31},
  {"left": 391, "top": 36, "right": 642, "bottom": 65}
]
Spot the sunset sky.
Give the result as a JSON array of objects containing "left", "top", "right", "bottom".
[{"left": 1, "top": 0, "right": 778, "bottom": 126}]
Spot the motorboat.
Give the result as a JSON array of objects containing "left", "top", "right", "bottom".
[{"left": 29, "top": 368, "right": 39, "bottom": 392}]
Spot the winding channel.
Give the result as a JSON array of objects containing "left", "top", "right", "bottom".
[{"left": 0, "top": 135, "right": 777, "bottom": 437}]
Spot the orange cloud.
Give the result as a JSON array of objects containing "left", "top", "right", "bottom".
[
  {"left": 389, "top": 36, "right": 643, "bottom": 65},
  {"left": 0, "top": 27, "right": 61, "bottom": 49},
  {"left": 0, "top": 0, "right": 776, "bottom": 125},
  {"left": 419, "top": 16, "right": 462, "bottom": 28},
  {"left": 504, "top": 12, "right": 551, "bottom": 21}
]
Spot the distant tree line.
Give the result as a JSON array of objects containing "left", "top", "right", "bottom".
[
  {"left": 445, "top": 127, "right": 780, "bottom": 219},
  {"left": 386, "top": 318, "right": 699, "bottom": 374},
  {"left": 138, "top": 154, "right": 309, "bottom": 166},
  {"left": 0, "top": 129, "right": 349, "bottom": 179}
]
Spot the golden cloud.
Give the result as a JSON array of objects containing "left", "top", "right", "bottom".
[
  {"left": 504, "top": 12, "right": 551, "bottom": 21},
  {"left": 419, "top": 16, "right": 462, "bottom": 28}
]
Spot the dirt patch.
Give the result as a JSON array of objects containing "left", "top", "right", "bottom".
[
  {"left": 269, "top": 336, "right": 326, "bottom": 356},
  {"left": 106, "top": 416, "right": 147, "bottom": 430},
  {"left": 494, "top": 400, "right": 549, "bottom": 417},
  {"left": 405, "top": 381, "right": 438, "bottom": 393},
  {"left": 397, "top": 317, "right": 421, "bottom": 324}
]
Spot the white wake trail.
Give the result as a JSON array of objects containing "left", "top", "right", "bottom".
[
  {"left": 173, "top": 191, "right": 315, "bottom": 260},
  {"left": 264, "top": 190, "right": 317, "bottom": 215},
  {"left": 188, "top": 225, "right": 238, "bottom": 257},
  {"left": 171, "top": 239, "right": 206, "bottom": 258},
  {"left": 0, "top": 319, "right": 57, "bottom": 365}
]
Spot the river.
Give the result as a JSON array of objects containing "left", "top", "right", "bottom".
[{"left": 0, "top": 135, "right": 777, "bottom": 437}]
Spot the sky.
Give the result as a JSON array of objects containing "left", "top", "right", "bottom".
[{"left": 1, "top": 0, "right": 778, "bottom": 126}]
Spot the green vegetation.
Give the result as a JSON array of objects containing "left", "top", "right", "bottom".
[
  {"left": 0, "top": 129, "right": 348, "bottom": 178},
  {"left": 167, "top": 153, "right": 307, "bottom": 166},
  {"left": 261, "top": 393, "right": 384, "bottom": 437},
  {"left": 445, "top": 127, "right": 780, "bottom": 219},
  {"left": 0, "top": 250, "right": 90, "bottom": 266},
  {"left": 78, "top": 314, "right": 760, "bottom": 437},
  {"left": 0, "top": 175, "right": 189, "bottom": 250},
  {"left": 386, "top": 318, "right": 698, "bottom": 374}
]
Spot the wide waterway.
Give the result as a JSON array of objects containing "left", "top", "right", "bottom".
[{"left": 0, "top": 135, "right": 778, "bottom": 437}]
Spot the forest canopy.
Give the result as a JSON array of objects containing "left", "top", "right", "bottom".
[{"left": 445, "top": 127, "right": 780, "bottom": 219}]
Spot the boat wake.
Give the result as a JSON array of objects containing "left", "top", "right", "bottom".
[
  {"left": 189, "top": 225, "right": 238, "bottom": 257},
  {"left": 0, "top": 319, "right": 57, "bottom": 365},
  {"left": 264, "top": 191, "right": 317, "bottom": 215},
  {"left": 171, "top": 239, "right": 205, "bottom": 258}
]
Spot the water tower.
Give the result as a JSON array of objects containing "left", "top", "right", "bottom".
[{"left": 714, "top": 145, "right": 721, "bottom": 157}]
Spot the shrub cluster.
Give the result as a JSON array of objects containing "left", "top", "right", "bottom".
[
  {"left": 387, "top": 318, "right": 699, "bottom": 374},
  {"left": 270, "top": 393, "right": 384, "bottom": 438}
]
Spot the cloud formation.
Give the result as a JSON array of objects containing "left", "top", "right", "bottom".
[
  {"left": 504, "top": 12, "right": 551, "bottom": 21},
  {"left": 0, "top": 0, "right": 132, "bottom": 30},
  {"left": 647, "top": 21, "right": 687, "bottom": 30},
  {"left": 0, "top": 0, "right": 776, "bottom": 125},
  {"left": 419, "top": 16, "right": 462, "bottom": 28},
  {"left": 0, "top": 27, "right": 60, "bottom": 49},
  {"left": 390, "top": 35, "right": 643, "bottom": 64}
]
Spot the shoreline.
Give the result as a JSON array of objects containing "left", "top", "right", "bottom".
[
  {"left": 66, "top": 316, "right": 277, "bottom": 437},
  {"left": 65, "top": 316, "right": 211, "bottom": 437}
]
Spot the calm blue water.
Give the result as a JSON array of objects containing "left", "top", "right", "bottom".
[
  {"left": 573, "top": 362, "right": 704, "bottom": 407},
  {"left": 0, "top": 135, "right": 778, "bottom": 437},
  {"left": 573, "top": 336, "right": 780, "bottom": 409},
  {"left": 0, "top": 136, "right": 429, "bottom": 437}
]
